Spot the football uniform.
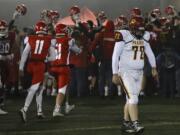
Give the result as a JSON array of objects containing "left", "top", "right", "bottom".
[
  {"left": 0, "top": 32, "right": 16, "bottom": 85},
  {"left": 112, "top": 30, "right": 156, "bottom": 98},
  {"left": 49, "top": 37, "right": 81, "bottom": 93},
  {"left": 19, "top": 35, "right": 56, "bottom": 84},
  {"left": 49, "top": 37, "right": 70, "bottom": 91}
]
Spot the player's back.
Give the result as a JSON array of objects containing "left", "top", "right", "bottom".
[
  {"left": 28, "top": 35, "right": 52, "bottom": 61},
  {"left": 51, "top": 36, "right": 69, "bottom": 66}
]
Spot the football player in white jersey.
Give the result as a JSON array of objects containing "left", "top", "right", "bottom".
[{"left": 112, "top": 16, "right": 158, "bottom": 133}]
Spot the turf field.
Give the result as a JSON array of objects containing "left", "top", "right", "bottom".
[{"left": 0, "top": 96, "right": 180, "bottom": 135}]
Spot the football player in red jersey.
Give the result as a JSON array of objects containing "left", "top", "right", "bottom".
[
  {"left": 49, "top": 23, "right": 82, "bottom": 117},
  {"left": 19, "top": 20, "right": 56, "bottom": 122},
  {"left": 89, "top": 20, "right": 116, "bottom": 97}
]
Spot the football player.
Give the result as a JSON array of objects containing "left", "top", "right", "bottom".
[
  {"left": 0, "top": 4, "right": 27, "bottom": 115},
  {"left": 49, "top": 23, "right": 82, "bottom": 117},
  {"left": 89, "top": 20, "right": 116, "bottom": 97},
  {"left": 114, "top": 15, "right": 128, "bottom": 30},
  {"left": 19, "top": 20, "right": 56, "bottom": 122},
  {"left": 131, "top": 7, "right": 142, "bottom": 17},
  {"left": 112, "top": 16, "right": 158, "bottom": 133}
]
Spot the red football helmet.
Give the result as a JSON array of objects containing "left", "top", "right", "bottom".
[
  {"left": 35, "top": 21, "right": 48, "bottom": 34},
  {"left": 129, "top": 16, "right": 144, "bottom": 30},
  {"left": 16, "top": 4, "right": 27, "bottom": 15},
  {"left": 55, "top": 23, "right": 68, "bottom": 36},
  {"left": 69, "top": 6, "right": 80, "bottom": 16},
  {"left": 0, "top": 20, "right": 8, "bottom": 37},
  {"left": 129, "top": 16, "right": 145, "bottom": 38},
  {"left": 131, "top": 7, "right": 141, "bottom": 17},
  {"left": 165, "top": 5, "right": 176, "bottom": 16},
  {"left": 50, "top": 10, "right": 60, "bottom": 20}
]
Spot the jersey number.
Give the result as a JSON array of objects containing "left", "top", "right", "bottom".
[
  {"left": 0, "top": 42, "right": 10, "bottom": 53},
  {"left": 55, "top": 43, "right": 62, "bottom": 60},
  {"left": 34, "top": 40, "right": 44, "bottom": 54},
  {"left": 132, "top": 46, "right": 144, "bottom": 60}
]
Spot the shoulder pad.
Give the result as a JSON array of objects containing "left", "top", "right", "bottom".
[{"left": 114, "top": 31, "right": 123, "bottom": 42}]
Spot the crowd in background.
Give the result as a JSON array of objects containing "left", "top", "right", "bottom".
[{"left": 0, "top": 4, "right": 180, "bottom": 110}]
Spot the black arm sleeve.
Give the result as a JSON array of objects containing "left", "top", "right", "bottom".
[{"left": 8, "top": 20, "right": 15, "bottom": 31}]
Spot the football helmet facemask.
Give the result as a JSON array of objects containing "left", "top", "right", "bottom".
[{"left": 0, "top": 20, "right": 8, "bottom": 38}]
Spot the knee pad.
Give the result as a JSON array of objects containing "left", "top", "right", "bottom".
[
  {"left": 128, "top": 95, "right": 138, "bottom": 104},
  {"left": 58, "top": 85, "right": 67, "bottom": 95}
]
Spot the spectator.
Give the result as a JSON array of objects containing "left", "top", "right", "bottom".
[{"left": 156, "top": 47, "right": 180, "bottom": 98}]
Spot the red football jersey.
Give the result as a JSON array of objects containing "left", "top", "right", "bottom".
[
  {"left": 51, "top": 36, "right": 70, "bottom": 66},
  {"left": 28, "top": 35, "right": 52, "bottom": 61}
]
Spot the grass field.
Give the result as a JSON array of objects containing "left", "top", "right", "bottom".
[{"left": 0, "top": 96, "right": 180, "bottom": 135}]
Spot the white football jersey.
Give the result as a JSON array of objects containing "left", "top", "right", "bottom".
[{"left": 112, "top": 30, "right": 156, "bottom": 74}]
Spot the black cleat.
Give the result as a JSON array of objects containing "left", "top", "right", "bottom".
[
  {"left": 132, "top": 121, "right": 144, "bottom": 134},
  {"left": 121, "top": 121, "right": 136, "bottom": 133}
]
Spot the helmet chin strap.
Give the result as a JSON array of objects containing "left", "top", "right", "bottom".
[{"left": 133, "top": 29, "right": 145, "bottom": 39}]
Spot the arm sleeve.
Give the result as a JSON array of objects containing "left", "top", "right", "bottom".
[
  {"left": 8, "top": 20, "right": 15, "bottom": 31},
  {"left": 46, "top": 39, "right": 56, "bottom": 61},
  {"left": 145, "top": 42, "right": 156, "bottom": 68},
  {"left": 68, "top": 38, "right": 82, "bottom": 54},
  {"left": 112, "top": 41, "right": 125, "bottom": 74},
  {"left": 24, "top": 36, "right": 29, "bottom": 46},
  {"left": 47, "top": 46, "right": 56, "bottom": 61},
  {"left": 19, "top": 43, "right": 31, "bottom": 70}
]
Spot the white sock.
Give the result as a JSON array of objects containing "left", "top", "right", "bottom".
[
  {"left": 36, "top": 89, "right": 44, "bottom": 113},
  {"left": 54, "top": 105, "right": 60, "bottom": 112},
  {"left": 23, "top": 89, "right": 36, "bottom": 112},
  {"left": 23, "top": 83, "right": 40, "bottom": 112},
  {"left": 65, "top": 101, "right": 69, "bottom": 107}
]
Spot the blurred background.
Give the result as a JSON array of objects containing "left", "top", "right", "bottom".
[{"left": 0, "top": 0, "right": 179, "bottom": 28}]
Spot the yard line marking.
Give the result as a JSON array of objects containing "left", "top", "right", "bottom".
[{"left": 5, "top": 122, "right": 180, "bottom": 134}]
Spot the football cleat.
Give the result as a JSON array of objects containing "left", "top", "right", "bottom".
[
  {"left": 0, "top": 108, "right": 8, "bottom": 115},
  {"left": 132, "top": 121, "right": 144, "bottom": 134},
  {"left": 121, "top": 121, "right": 135, "bottom": 133},
  {"left": 65, "top": 104, "right": 75, "bottom": 114},
  {"left": 53, "top": 111, "right": 64, "bottom": 117},
  {"left": 19, "top": 108, "right": 27, "bottom": 123},
  {"left": 37, "top": 112, "right": 46, "bottom": 119}
]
